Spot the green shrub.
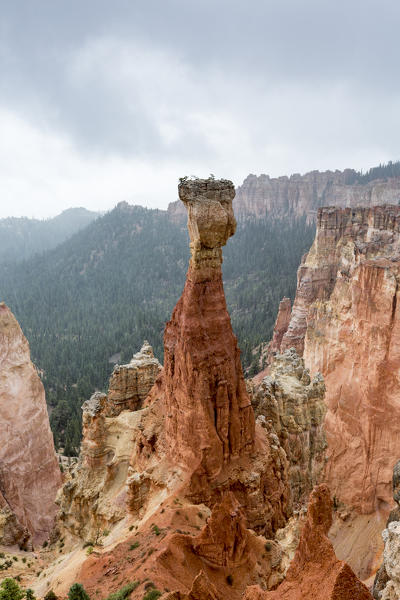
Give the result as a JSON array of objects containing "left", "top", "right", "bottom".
[
  {"left": 151, "top": 525, "right": 161, "bottom": 536},
  {"left": 67, "top": 584, "right": 90, "bottom": 600},
  {"left": 0, "top": 579, "right": 24, "bottom": 600},
  {"left": 265, "top": 542, "right": 272, "bottom": 552},
  {"left": 142, "top": 591, "right": 161, "bottom": 600},
  {"left": 86, "top": 546, "right": 94, "bottom": 556},
  {"left": 25, "top": 590, "right": 35, "bottom": 600},
  {"left": 129, "top": 542, "right": 139, "bottom": 550},
  {"left": 104, "top": 582, "right": 139, "bottom": 600},
  {"left": 44, "top": 591, "right": 57, "bottom": 600}
]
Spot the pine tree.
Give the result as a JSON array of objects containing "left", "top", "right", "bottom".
[
  {"left": 67, "top": 584, "right": 90, "bottom": 600},
  {"left": 0, "top": 579, "right": 24, "bottom": 600}
]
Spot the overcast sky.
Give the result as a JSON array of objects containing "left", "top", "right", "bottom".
[{"left": 1, "top": 0, "right": 400, "bottom": 218}]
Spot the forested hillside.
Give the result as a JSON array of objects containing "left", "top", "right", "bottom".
[
  {"left": 0, "top": 207, "right": 98, "bottom": 263},
  {"left": 0, "top": 202, "right": 314, "bottom": 453}
]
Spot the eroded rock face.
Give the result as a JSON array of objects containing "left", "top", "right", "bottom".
[
  {"left": 234, "top": 171, "right": 400, "bottom": 222},
  {"left": 57, "top": 342, "right": 163, "bottom": 541},
  {"left": 192, "top": 492, "right": 250, "bottom": 568},
  {"left": 108, "top": 341, "right": 162, "bottom": 415},
  {"left": 268, "top": 298, "right": 291, "bottom": 360},
  {"left": 280, "top": 206, "right": 400, "bottom": 513},
  {"left": 250, "top": 349, "right": 326, "bottom": 507},
  {"left": 243, "top": 484, "right": 372, "bottom": 600},
  {"left": 0, "top": 303, "right": 61, "bottom": 545},
  {"left": 0, "top": 491, "right": 31, "bottom": 550}
]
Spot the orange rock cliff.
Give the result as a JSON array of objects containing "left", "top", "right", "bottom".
[{"left": 279, "top": 206, "right": 400, "bottom": 514}]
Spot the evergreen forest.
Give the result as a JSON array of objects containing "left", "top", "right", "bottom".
[{"left": 0, "top": 202, "right": 315, "bottom": 453}]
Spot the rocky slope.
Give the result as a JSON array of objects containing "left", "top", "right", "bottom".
[
  {"left": 243, "top": 484, "right": 372, "bottom": 600},
  {"left": 0, "top": 302, "right": 61, "bottom": 546},
  {"left": 234, "top": 171, "right": 400, "bottom": 222}
]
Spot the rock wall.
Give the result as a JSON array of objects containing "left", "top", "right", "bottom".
[
  {"left": 107, "top": 341, "right": 162, "bottom": 415},
  {"left": 0, "top": 302, "right": 61, "bottom": 546},
  {"left": 250, "top": 349, "right": 326, "bottom": 508},
  {"left": 267, "top": 297, "right": 292, "bottom": 361},
  {"left": 279, "top": 206, "right": 400, "bottom": 513},
  {"left": 234, "top": 171, "right": 400, "bottom": 222}
]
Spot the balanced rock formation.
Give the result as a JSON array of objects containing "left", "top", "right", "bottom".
[
  {"left": 0, "top": 302, "right": 61, "bottom": 546},
  {"left": 164, "top": 178, "right": 253, "bottom": 473},
  {"left": 164, "top": 178, "right": 289, "bottom": 534},
  {"left": 250, "top": 348, "right": 326, "bottom": 507},
  {"left": 243, "top": 484, "right": 372, "bottom": 600},
  {"left": 279, "top": 206, "right": 400, "bottom": 513}
]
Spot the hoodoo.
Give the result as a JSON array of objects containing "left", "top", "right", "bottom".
[
  {"left": 0, "top": 303, "right": 61, "bottom": 546},
  {"left": 164, "top": 178, "right": 255, "bottom": 480}
]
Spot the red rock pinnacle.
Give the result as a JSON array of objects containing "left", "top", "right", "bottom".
[{"left": 164, "top": 178, "right": 255, "bottom": 480}]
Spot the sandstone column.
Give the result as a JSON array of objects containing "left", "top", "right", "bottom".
[{"left": 164, "top": 178, "right": 255, "bottom": 481}]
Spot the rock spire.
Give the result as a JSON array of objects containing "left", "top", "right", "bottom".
[{"left": 164, "top": 178, "right": 255, "bottom": 480}]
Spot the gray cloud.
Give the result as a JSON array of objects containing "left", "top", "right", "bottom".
[{"left": 0, "top": 0, "right": 399, "bottom": 217}]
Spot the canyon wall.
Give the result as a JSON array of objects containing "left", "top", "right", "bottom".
[
  {"left": 373, "top": 460, "right": 400, "bottom": 599},
  {"left": 0, "top": 302, "right": 61, "bottom": 545},
  {"left": 278, "top": 206, "right": 400, "bottom": 513},
  {"left": 234, "top": 171, "right": 400, "bottom": 222},
  {"left": 168, "top": 170, "right": 400, "bottom": 224}
]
